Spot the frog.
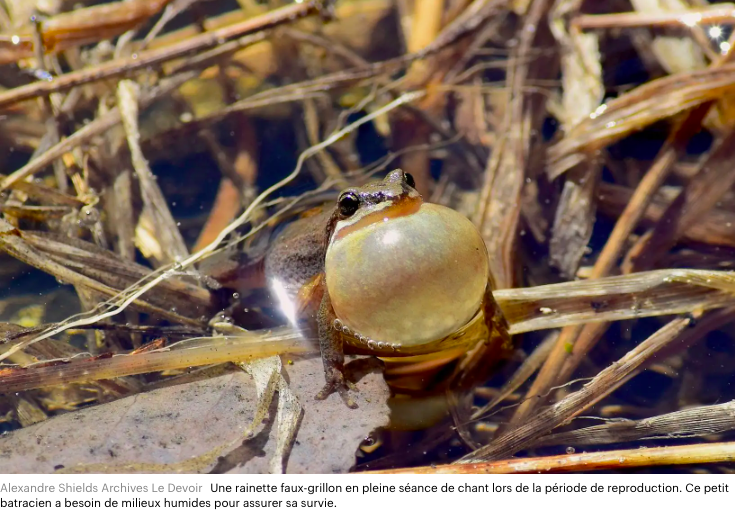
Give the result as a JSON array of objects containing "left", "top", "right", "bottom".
[
  {"left": 264, "top": 169, "right": 506, "bottom": 408},
  {"left": 206, "top": 169, "right": 507, "bottom": 409}
]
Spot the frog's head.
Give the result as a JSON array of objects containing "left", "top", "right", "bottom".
[{"left": 327, "top": 169, "right": 422, "bottom": 243}]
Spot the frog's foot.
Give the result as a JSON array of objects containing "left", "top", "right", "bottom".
[{"left": 316, "top": 367, "right": 358, "bottom": 409}]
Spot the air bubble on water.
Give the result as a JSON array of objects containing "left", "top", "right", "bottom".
[{"left": 566, "top": 447, "right": 575, "bottom": 454}]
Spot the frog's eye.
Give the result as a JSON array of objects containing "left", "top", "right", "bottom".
[
  {"left": 403, "top": 172, "right": 416, "bottom": 189},
  {"left": 338, "top": 192, "right": 360, "bottom": 217}
]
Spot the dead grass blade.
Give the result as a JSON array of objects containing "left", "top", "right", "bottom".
[
  {"left": 495, "top": 269, "right": 735, "bottom": 334},
  {"left": 370, "top": 441, "right": 735, "bottom": 473},
  {"left": 547, "top": 65, "right": 735, "bottom": 177},
  {"left": 536, "top": 400, "right": 735, "bottom": 447}
]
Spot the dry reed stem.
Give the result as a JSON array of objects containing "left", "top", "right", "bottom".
[
  {"left": 370, "top": 441, "right": 735, "bottom": 473},
  {"left": 572, "top": 6, "right": 735, "bottom": 30},
  {"left": 0, "top": 332, "right": 312, "bottom": 394},
  {"left": 0, "top": 0, "right": 176, "bottom": 64},
  {"left": 536, "top": 400, "right": 735, "bottom": 447},
  {"left": 547, "top": 64, "right": 735, "bottom": 176},
  {"left": 118, "top": 80, "right": 190, "bottom": 264}
]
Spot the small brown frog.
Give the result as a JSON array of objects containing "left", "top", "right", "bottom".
[
  {"left": 207, "top": 169, "right": 507, "bottom": 408},
  {"left": 262, "top": 169, "right": 503, "bottom": 407}
]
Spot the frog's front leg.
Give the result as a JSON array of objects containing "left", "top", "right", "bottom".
[{"left": 315, "top": 287, "right": 358, "bottom": 408}]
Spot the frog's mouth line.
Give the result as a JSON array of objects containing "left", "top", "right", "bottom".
[{"left": 333, "top": 196, "right": 422, "bottom": 242}]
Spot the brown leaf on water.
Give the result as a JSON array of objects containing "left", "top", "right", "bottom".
[{"left": 0, "top": 356, "right": 390, "bottom": 474}]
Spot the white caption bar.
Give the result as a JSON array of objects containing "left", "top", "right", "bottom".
[{"left": 0, "top": 474, "right": 730, "bottom": 518}]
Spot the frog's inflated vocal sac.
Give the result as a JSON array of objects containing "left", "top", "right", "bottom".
[{"left": 282, "top": 169, "right": 496, "bottom": 408}]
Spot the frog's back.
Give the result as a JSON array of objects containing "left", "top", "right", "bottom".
[{"left": 264, "top": 208, "right": 330, "bottom": 293}]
